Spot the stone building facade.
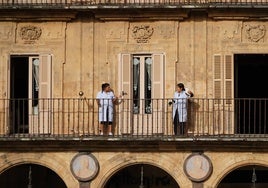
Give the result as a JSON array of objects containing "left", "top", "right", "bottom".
[{"left": 0, "top": 1, "right": 268, "bottom": 187}]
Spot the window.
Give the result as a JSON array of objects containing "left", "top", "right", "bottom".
[{"left": 133, "top": 55, "right": 152, "bottom": 114}]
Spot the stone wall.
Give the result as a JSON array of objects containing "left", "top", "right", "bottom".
[{"left": 0, "top": 151, "right": 267, "bottom": 187}]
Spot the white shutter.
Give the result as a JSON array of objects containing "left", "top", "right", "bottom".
[
  {"left": 39, "top": 54, "right": 52, "bottom": 99},
  {"left": 152, "top": 53, "right": 165, "bottom": 134},
  {"left": 224, "top": 55, "right": 233, "bottom": 102},
  {"left": 224, "top": 54, "right": 234, "bottom": 134},
  {"left": 213, "top": 54, "right": 233, "bottom": 100},
  {"left": 119, "top": 53, "right": 132, "bottom": 134},
  {"left": 213, "top": 54, "right": 234, "bottom": 134},
  {"left": 214, "top": 55, "right": 222, "bottom": 101},
  {"left": 38, "top": 54, "right": 52, "bottom": 134},
  {"left": 152, "top": 53, "right": 164, "bottom": 99},
  {"left": 120, "top": 54, "right": 132, "bottom": 99}
]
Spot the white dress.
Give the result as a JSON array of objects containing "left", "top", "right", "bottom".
[
  {"left": 172, "top": 90, "right": 190, "bottom": 123},
  {"left": 96, "top": 91, "right": 115, "bottom": 123}
]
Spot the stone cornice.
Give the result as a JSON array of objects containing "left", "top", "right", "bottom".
[
  {"left": 0, "top": 10, "right": 78, "bottom": 21},
  {"left": 0, "top": 137, "right": 268, "bottom": 152},
  {"left": 208, "top": 9, "right": 268, "bottom": 20},
  {"left": 1, "top": 8, "right": 268, "bottom": 21}
]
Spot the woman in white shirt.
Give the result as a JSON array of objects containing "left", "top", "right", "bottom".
[
  {"left": 96, "top": 83, "right": 120, "bottom": 136},
  {"left": 172, "top": 83, "right": 194, "bottom": 135}
]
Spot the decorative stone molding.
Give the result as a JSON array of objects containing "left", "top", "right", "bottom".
[
  {"left": 245, "top": 24, "right": 266, "bottom": 42},
  {"left": 222, "top": 22, "right": 240, "bottom": 41},
  {"left": 19, "top": 25, "right": 42, "bottom": 43},
  {"left": 0, "top": 25, "right": 12, "bottom": 41},
  {"left": 132, "top": 25, "right": 154, "bottom": 43}
]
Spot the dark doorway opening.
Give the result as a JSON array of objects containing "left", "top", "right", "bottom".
[
  {"left": 0, "top": 164, "right": 67, "bottom": 188},
  {"left": 218, "top": 165, "right": 268, "bottom": 188},
  {"left": 105, "top": 164, "right": 179, "bottom": 188},
  {"left": 234, "top": 54, "right": 268, "bottom": 134},
  {"left": 10, "top": 56, "right": 29, "bottom": 134}
]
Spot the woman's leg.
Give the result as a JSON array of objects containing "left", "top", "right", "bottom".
[
  {"left": 107, "top": 106, "right": 113, "bottom": 135},
  {"left": 179, "top": 122, "right": 184, "bottom": 135},
  {"left": 174, "top": 110, "right": 179, "bottom": 135},
  {"left": 179, "top": 122, "right": 187, "bottom": 135},
  {"left": 174, "top": 124, "right": 177, "bottom": 135},
  {"left": 98, "top": 106, "right": 104, "bottom": 135},
  {"left": 107, "top": 124, "right": 112, "bottom": 135},
  {"left": 99, "top": 123, "right": 104, "bottom": 135}
]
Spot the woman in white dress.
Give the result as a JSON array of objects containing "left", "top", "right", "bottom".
[
  {"left": 96, "top": 83, "right": 120, "bottom": 136},
  {"left": 172, "top": 83, "right": 194, "bottom": 135}
]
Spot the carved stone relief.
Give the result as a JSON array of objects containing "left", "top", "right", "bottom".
[
  {"left": 222, "top": 22, "right": 240, "bottom": 41},
  {"left": 132, "top": 25, "right": 154, "bottom": 43},
  {"left": 0, "top": 24, "right": 13, "bottom": 41},
  {"left": 19, "top": 25, "right": 42, "bottom": 43},
  {"left": 244, "top": 24, "right": 266, "bottom": 42}
]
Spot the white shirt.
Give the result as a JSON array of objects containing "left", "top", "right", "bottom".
[{"left": 96, "top": 91, "right": 115, "bottom": 107}]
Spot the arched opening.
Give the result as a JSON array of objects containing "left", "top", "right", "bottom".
[
  {"left": 218, "top": 165, "right": 268, "bottom": 188},
  {"left": 0, "top": 164, "right": 67, "bottom": 188},
  {"left": 104, "top": 164, "right": 179, "bottom": 188}
]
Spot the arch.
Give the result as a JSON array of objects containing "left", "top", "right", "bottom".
[
  {"left": 92, "top": 152, "right": 191, "bottom": 188},
  {"left": 0, "top": 152, "right": 78, "bottom": 188},
  {"left": 105, "top": 163, "right": 179, "bottom": 188},
  {"left": 0, "top": 163, "right": 66, "bottom": 187},
  {"left": 210, "top": 157, "right": 268, "bottom": 188},
  {"left": 217, "top": 164, "right": 268, "bottom": 188}
]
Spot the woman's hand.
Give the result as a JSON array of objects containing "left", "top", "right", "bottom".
[
  {"left": 187, "top": 90, "right": 194, "bottom": 97},
  {"left": 96, "top": 99, "right": 101, "bottom": 107},
  {"left": 114, "top": 95, "right": 123, "bottom": 105}
]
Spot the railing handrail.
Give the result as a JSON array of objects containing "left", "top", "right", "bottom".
[
  {"left": 0, "top": 98, "right": 267, "bottom": 139},
  {"left": 1, "top": 0, "right": 268, "bottom": 8}
]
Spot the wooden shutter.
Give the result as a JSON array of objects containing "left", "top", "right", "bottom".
[
  {"left": 152, "top": 53, "right": 165, "bottom": 99},
  {"left": 224, "top": 55, "right": 233, "bottom": 101},
  {"left": 213, "top": 54, "right": 233, "bottom": 103},
  {"left": 120, "top": 54, "right": 132, "bottom": 99},
  {"left": 119, "top": 53, "right": 132, "bottom": 134},
  {"left": 38, "top": 54, "right": 52, "bottom": 134},
  {"left": 213, "top": 54, "right": 234, "bottom": 134},
  {"left": 152, "top": 53, "right": 165, "bottom": 133},
  {"left": 214, "top": 55, "right": 222, "bottom": 101},
  {"left": 214, "top": 55, "right": 233, "bottom": 104},
  {"left": 39, "top": 54, "right": 52, "bottom": 99}
]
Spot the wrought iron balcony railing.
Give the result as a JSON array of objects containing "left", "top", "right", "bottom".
[
  {"left": 0, "top": 0, "right": 268, "bottom": 7},
  {"left": 0, "top": 98, "right": 267, "bottom": 139}
]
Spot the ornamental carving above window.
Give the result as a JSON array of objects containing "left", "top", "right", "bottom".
[
  {"left": 132, "top": 25, "right": 154, "bottom": 43},
  {"left": 245, "top": 24, "right": 266, "bottom": 42},
  {"left": 19, "top": 26, "right": 42, "bottom": 41}
]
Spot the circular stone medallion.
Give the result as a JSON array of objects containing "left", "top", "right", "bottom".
[
  {"left": 70, "top": 153, "right": 99, "bottom": 182},
  {"left": 183, "top": 153, "right": 212, "bottom": 182}
]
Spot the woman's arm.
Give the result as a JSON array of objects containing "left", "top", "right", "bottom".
[{"left": 96, "top": 99, "right": 101, "bottom": 107}]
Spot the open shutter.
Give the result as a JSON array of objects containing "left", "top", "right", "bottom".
[
  {"left": 224, "top": 54, "right": 234, "bottom": 134},
  {"left": 39, "top": 55, "right": 52, "bottom": 100},
  {"left": 214, "top": 55, "right": 222, "bottom": 101},
  {"left": 152, "top": 53, "right": 165, "bottom": 134},
  {"left": 119, "top": 54, "right": 132, "bottom": 134},
  {"left": 213, "top": 54, "right": 233, "bottom": 100},
  {"left": 152, "top": 54, "right": 164, "bottom": 99},
  {"left": 224, "top": 55, "right": 233, "bottom": 101},
  {"left": 213, "top": 54, "right": 234, "bottom": 134},
  {"left": 120, "top": 54, "right": 132, "bottom": 100},
  {"left": 38, "top": 54, "right": 52, "bottom": 134}
]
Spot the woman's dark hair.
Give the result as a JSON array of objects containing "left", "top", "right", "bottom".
[
  {"left": 102, "top": 83, "right": 110, "bottom": 91},
  {"left": 177, "top": 83, "right": 185, "bottom": 91}
]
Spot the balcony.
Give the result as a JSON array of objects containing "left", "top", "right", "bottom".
[
  {"left": 0, "top": 98, "right": 267, "bottom": 140},
  {"left": 0, "top": 0, "right": 268, "bottom": 9}
]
